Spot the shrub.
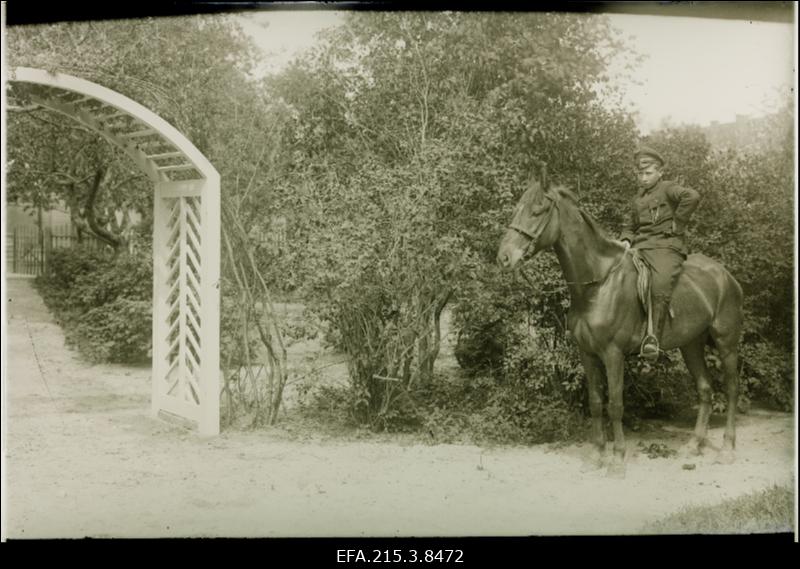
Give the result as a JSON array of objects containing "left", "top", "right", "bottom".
[
  {"left": 452, "top": 263, "right": 700, "bottom": 425},
  {"left": 297, "top": 372, "right": 585, "bottom": 445},
  {"left": 324, "top": 283, "right": 419, "bottom": 429},
  {"left": 426, "top": 313, "right": 590, "bottom": 444},
  {"left": 70, "top": 298, "right": 152, "bottom": 363},
  {"left": 472, "top": 388, "right": 584, "bottom": 444},
  {"left": 45, "top": 244, "right": 112, "bottom": 288},
  {"left": 35, "top": 247, "right": 153, "bottom": 364},
  {"left": 739, "top": 341, "right": 793, "bottom": 411},
  {"left": 36, "top": 245, "right": 114, "bottom": 318},
  {"left": 623, "top": 353, "right": 697, "bottom": 418},
  {"left": 417, "top": 375, "right": 584, "bottom": 445},
  {"left": 453, "top": 323, "right": 505, "bottom": 377},
  {"left": 69, "top": 250, "right": 152, "bottom": 311}
]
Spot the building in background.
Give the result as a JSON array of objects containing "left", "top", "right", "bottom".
[
  {"left": 702, "top": 112, "right": 785, "bottom": 153},
  {"left": 6, "top": 200, "right": 72, "bottom": 233},
  {"left": 5, "top": 199, "right": 109, "bottom": 276}
]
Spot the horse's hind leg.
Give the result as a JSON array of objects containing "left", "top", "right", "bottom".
[
  {"left": 679, "top": 336, "right": 713, "bottom": 456},
  {"left": 579, "top": 351, "right": 606, "bottom": 470},
  {"left": 602, "top": 348, "right": 626, "bottom": 478},
  {"left": 714, "top": 346, "right": 739, "bottom": 464},
  {"left": 710, "top": 308, "right": 742, "bottom": 464}
]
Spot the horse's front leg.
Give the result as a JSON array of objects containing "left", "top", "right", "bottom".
[
  {"left": 602, "top": 347, "right": 627, "bottom": 478},
  {"left": 579, "top": 350, "right": 606, "bottom": 471}
]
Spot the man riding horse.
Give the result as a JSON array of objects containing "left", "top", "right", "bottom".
[
  {"left": 498, "top": 148, "right": 742, "bottom": 477},
  {"left": 621, "top": 146, "right": 700, "bottom": 370}
]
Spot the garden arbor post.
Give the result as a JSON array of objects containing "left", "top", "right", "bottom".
[{"left": 9, "top": 67, "right": 221, "bottom": 435}]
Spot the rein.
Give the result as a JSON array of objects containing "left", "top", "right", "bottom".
[
  {"left": 519, "top": 252, "right": 628, "bottom": 290},
  {"left": 577, "top": 249, "right": 628, "bottom": 287}
]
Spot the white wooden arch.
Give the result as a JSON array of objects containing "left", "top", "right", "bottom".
[{"left": 8, "top": 67, "right": 220, "bottom": 435}]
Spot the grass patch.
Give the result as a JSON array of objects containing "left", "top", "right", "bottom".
[{"left": 644, "top": 485, "right": 794, "bottom": 534}]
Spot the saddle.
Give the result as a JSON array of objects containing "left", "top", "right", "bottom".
[{"left": 629, "top": 249, "right": 652, "bottom": 315}]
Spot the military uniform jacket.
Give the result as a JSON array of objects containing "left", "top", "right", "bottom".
[{"left": 620, "top": 179, "right": 700, "bottom": 254}]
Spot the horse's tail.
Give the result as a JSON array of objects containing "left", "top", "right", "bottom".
[{"left": 706, "top": 261, "right": 744, "bottom": 355}]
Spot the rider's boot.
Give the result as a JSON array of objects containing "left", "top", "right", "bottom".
[{"left": 640, "top": 298, "right": 670, "bottom": 375}]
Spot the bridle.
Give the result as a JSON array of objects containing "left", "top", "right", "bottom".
[
  {"left": 507, "top": 191, "right": 557, "bottom": 252},
  {"left": 509, "top": 191, "right": 628, "bottom": 288}
]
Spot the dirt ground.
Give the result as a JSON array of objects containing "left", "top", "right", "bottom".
[{"left": 3, "top": 276, "right": 796, "bottom": 538}]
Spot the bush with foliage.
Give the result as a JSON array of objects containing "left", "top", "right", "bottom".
[
  {"left": 35, "top": 246, "right": 153, "bottom": 364},
  {"left": 267, "top": 12, "right": 642, "bottom": 432},
  {"left": 420, "top": 376, "right": 585, "bottom": 445},
  {"left": 446, "top": 117, "right": 794, "bottom": 427},
  {"left": 36, "top": 244, "right": 113, "bottom": 314},
  {"left": 647, "top": 118, "right": 794, "bottom": 411},
  {"left": 71, "top": 298, "right": 152, "bottom": 363}
]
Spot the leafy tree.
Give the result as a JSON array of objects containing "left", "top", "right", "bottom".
[
  {"left": 6, "top": 16, "right": 266, "bottom": 250},
  {"left": 7, "top": 16, "right": 292, "bottom": 425},
  {"left": 265, "top": 12, "right": 641, "bottom": 428},
  {"left": 6, "top": 115, "right": 150, "bottom": 251},
  {"left": 645, "top": 111, "right": 794, "bottom": 410}
]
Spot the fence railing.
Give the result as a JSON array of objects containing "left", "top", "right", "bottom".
[{"left": 7, "top": 224, "right": 107, "bottom": 276}]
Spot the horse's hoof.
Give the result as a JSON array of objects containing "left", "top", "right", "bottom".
[
  {"left": 605, "top": 460, "right": 626, "bottom": 479},
  {"left": 580, "top": 452, "right": 605, "bottom": 473},
  {"left": 678, "top": 440, "right": 703, "bottom": 459},
  {"left": 714, "top": 449, "right": 735, "bottom": 465}
]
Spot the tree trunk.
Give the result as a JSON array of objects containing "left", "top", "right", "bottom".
[
  {"left": 416, "top": 289, "right": 452, "bottom": 385},
  {"left": 84, "top": 166, "right": 126, "bottom": 253}
]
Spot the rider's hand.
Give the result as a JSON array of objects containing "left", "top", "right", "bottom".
[{"left": 619, "top": 239, "right": 631, "bottom": 251}]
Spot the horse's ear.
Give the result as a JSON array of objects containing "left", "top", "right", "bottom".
[
  {"left": 527, "top": 159, "right": 548, "bottom": 191},
  {"left": 526, "top": 169, "right": 540, "bottom": 191},
  {"left": 539, "top": 161, "right": 548, "bottom": 190}
]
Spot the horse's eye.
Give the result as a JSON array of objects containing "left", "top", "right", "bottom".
[{"left": 529, "top": 203, "right": 548, "bottom": 215}]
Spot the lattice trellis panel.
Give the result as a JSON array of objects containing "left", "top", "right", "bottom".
[
  {"left": 10, "top": 67, "right": 221, "bottom": 435},
  {"left": 152, "top": 180, "right": 220, "bottom": 436},
  {"left": 163, "top": 197, "right": 204, "bottom": 406}
]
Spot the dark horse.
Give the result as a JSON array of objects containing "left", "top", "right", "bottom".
[{"left": 497, "top": 177, "right": 743, "bottom": 477}]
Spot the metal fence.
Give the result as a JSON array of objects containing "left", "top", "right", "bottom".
[{"left": 7, "top": 224, "right": 107, "bottom": 276}]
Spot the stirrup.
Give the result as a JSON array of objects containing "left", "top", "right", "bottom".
[{"left": 640, "top": 334, "right": 660, "bottom": 362}]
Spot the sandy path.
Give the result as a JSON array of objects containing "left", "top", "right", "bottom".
[{"left": 3, "top": 276, "right": 795, "bottom": 538}]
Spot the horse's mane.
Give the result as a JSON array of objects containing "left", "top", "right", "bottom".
[{"left": 550, "top": 185, "right": 612, "bottom": 242}]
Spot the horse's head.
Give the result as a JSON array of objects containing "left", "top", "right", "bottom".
[{"left": 497, "top": 179, "right": 560, "bottom": 269}]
